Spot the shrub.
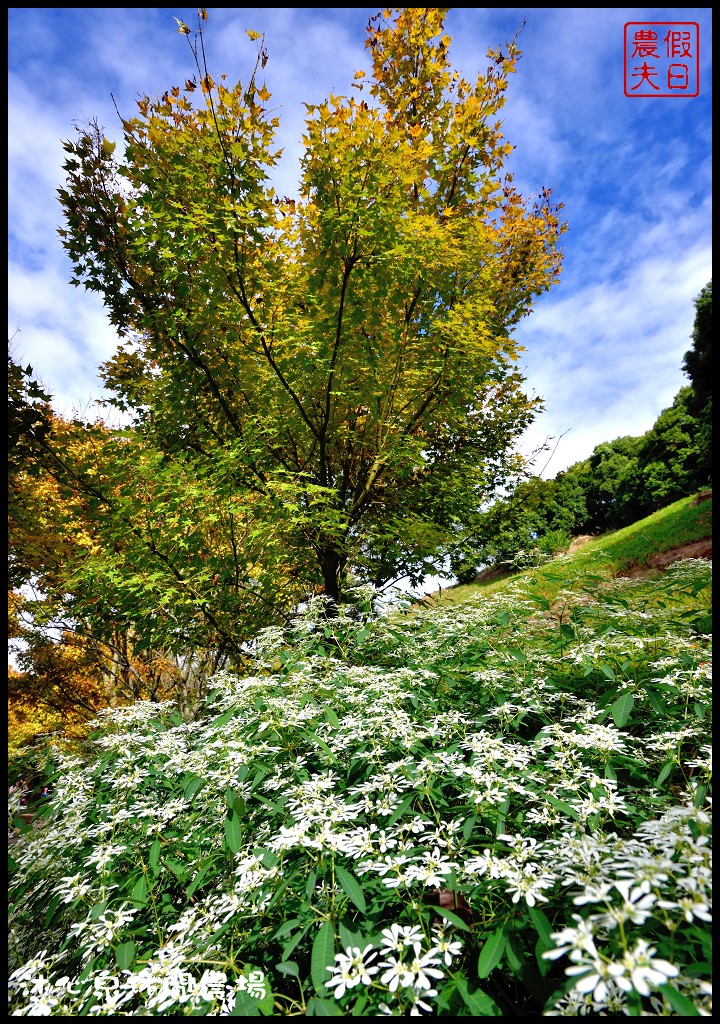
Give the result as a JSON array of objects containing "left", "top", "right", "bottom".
[{"left": 8, "top": 560, "right": 712, "bottom": 1016}]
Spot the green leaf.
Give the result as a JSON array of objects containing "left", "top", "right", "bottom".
[
  {"left": 231, "top": 990, "right": 261, "bottom": 1016},
  {"left": 455, "top": 975, "right": 502, "bottom": 1015},
  {"left": 282, "top": 926, "right": 309, "bottom": 962},
  {"left": 89, "top": 900, "right": 109, "bottom": 921},
  {"left": 462, "top": 816, "right": 477, "bottom": 842},
  {"left": 387, "top": 792, "right": 415, "bottom": 826},
  {"left": 149, "top": 838, "right": 161, "bottom": 872},
  {"left": 224, "top": 809, "right": 243, "bottom": 854},
  {"left": 306, "top": 870, "right": 317, "bottom": 899},
  {"left": 276, "top": 961, "right": 299, "bottom": 978},
  {"left": 303, "top": 731, "right": 335, "bottom": 762},
  {"left": 645, "top": 687, "right": 667, "bottom": 715},
  {"left": 305, "top": 997, "right": 344, "bottom": 1016},
  {"left": 243, "top": 967, "right": 274, "bottom": 1014},
  {"left": 505, "top": 647, "right": 527, "bottom": 662},
  {"left": 338, "top": 919, "right": 362, "bottom": 950},
  {"left": 131, "top": 875, "right": 149, "bottom": 907},
  {"left": 225, "top": 787, "right": 247, "bottom": 815},
  {"left": 311, "top": 920, "right": 336, "bottom": 995},
  {"left": 611, "top": 692, "right": 635, "bottom": 728},
  {"left": 656, "top": 984, "right": 701, "bottom": 1015},
  {"left": 535, "top": 936, "right": 552, "bottom": 976},
  {"left": 212, "top": 706, "right": 237, "bottom": 727},
  {"left": 683, "top": 962, "right": 712, "bottom": 977},
  {"left": 495, "top": 798, "right": 511, "bottom": 835},
  {"left": 334, "top": 865, "right": 366, "bottom": 913},
  {"left": 503, "top": 932, "right": 524, "bottom": 973},
  {"left": 44, "top": 893, "right": 63, "bottom": 928},
  {"left": 187, "top": 861, "right": 221, "bottom": 898},
  {"left": 184, "top": 774, "right": 206, "bottom": 801},
  {"left": 528, "top": 906, "right": 553, "bottom": 947},
  {"left": 693, "top": 785, "right": 707, "bottom": 808},
  {"left": 656, "top": 760, "right": 675, "bottom": 786},
  {"left": 431, "top": 904, "right": 470, "bottom": 932},
  {"left": 114, "top": 940, "right": 136, "bottom": 971},
  {"left": 163, "top": 858, "right": 188, "bottom": 882},
  {"left": 620, "top": 987, "right": 642, "bottom": 1015},
  {"left": 543, "top": 793, "right": 582, "bottom": 822},
  {"left": 477, "top": 924, "right": 507, "bottom": 979}
]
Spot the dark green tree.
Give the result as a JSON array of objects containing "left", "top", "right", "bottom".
[
  {"left": 682, "top": 281, "right": 712, "bottom": 412},
  {"left": 681, "top": 280, "right": 712, "bottom": 484},
  {"left": 637, "top": 387, "right": 710, "bottom": 508},
  {"left": 571, "top": 436, "right": 643, "bottom": 533}
]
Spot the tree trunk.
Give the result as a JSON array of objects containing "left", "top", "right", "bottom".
[{"left": 319, "top": 547, "right": 342, "bottom": 615}]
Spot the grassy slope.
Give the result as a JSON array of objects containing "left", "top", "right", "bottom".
[{"left": 421, "top": 491, "right": 712, "bottom": 610}]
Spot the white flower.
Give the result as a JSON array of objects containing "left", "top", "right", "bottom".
[
  {"left": 406, "top": 847, "right": 459, "bottom": 888},
  {"left": 375, "top": 829, "right": 399, "bottom": 853},
  {"left": 572, "top": 881, "right": 613, "bottom": 906},
  {"left": 599, "top": 879, "right": 657, "bottom": 928},
  {"left": 95, "top": 907, "right": 134, "bottom": 943},
  {"left": 565, "top": 957, "right": 626, "bottom": 1005},
  {"left": 368, "top": 853, "right": 412, "bottom": 888},
  {"left": 430, "top": 925, "right": 464, "bottom": 966},
  {"left": 56, "top": 872, "right": 94, "bottom": 904},
  {"left": 326, "top": 945, "right": 379, "bottom": 1000},
  {"left": 658, "top": 894, "right": 713, "bottom": 923},
  {"left": 462, "top": 849, "right": 501, "bottom": 878},
  {"left": 380, "top": 923, "right": 424, "bottom": 955},
  {"left": 614, "top": 939, "right": 679, "bottom": 997},
  {"left": 83, "top": 843, "right": 127, "bottom": 872},
  {"left": 380, "top": 949, "right": 445, "bottom": 993},
  {"left": 503, "top": 865, "right": 555, "bottom": 906},
  {"left": 542, "top": 914, "right": 599, "bottom": 962},
  {"left": 408, "top": 988, "right": 438, "bottom": 1015},
  {"left": 380, "top": 955, "right": 416, "bottom": 993}
]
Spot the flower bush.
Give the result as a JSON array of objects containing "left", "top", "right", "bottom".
[{"left": 8, "top": 559, "right": 711, "bottom": 1015}]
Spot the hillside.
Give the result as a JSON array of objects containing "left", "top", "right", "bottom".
[
  {"left": 9, "top": 490, "right": 712, "bottom": 1017},
  {"left": 418, "top": 490, "right": 712, "bottom": 610}
]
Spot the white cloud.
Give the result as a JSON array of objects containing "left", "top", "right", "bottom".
[
  {"left": 7, "top": 6, "right": 712, "bottom": 479},
  {"left": 517, "top": 240, "right": 711, "bottom": 474},
  {"left": 8, "top": 259, "right": 120, "bottom": 418}
]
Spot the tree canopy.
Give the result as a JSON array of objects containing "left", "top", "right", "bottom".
[
  {"left": 9, "top": 8, "right": 568, "bottom": 739},
  {"left": 55, "top": 6, "right": 564, "bottom": 613},
  {"left": 681, "top": 279, "right": 712, "bottom": 484}
]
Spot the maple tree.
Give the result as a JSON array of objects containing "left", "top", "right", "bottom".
[
  {"left": 54, "top": 6, "right": 564, "bottom": 616},
  {"left": 9, "top": 355, "right": 259, "bottom": 728},
  {"left": 8, "top": 376, "right": 285, "bottom": 697}
]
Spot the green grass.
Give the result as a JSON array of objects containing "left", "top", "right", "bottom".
[{"left": 420, "top": 492, "right": 712, "bottom": 610}]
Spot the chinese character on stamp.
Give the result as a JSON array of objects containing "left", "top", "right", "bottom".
[{"left": 624, "top": 23, "right": 699, "bottom": 97}]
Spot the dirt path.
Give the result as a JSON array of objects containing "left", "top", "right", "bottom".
[{"left": 619, "top": 538, "right": 712, "bottom": 578}]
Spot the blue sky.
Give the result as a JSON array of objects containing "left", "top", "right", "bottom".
[{"left": 8, "top": 7, "right": 713, "bottom": 479}]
